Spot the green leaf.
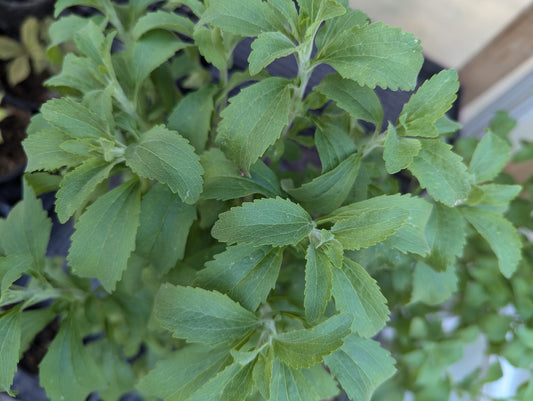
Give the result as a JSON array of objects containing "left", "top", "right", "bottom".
[
  {"left": 67, "top": 180, "right": 141, "bottom": 292},
  {"left": 125, "top": 125, "right": 204, "bottom": 204},
  {"left": 332, "top": 258, "right": 389, "bottom": 337},
  {"left": 167, "top": 85, "right": 216, "bottom": 152},
  {"left": 489, "top": 110, "right": 516, "bottom": 139},
  {"left": 40, "top": 317, "right": 106, "bottom": 401},
  {"left": 0, "top": 255, "right": 33, "bottom": 298},
  {"left": 201, "top": 0, "right": 280, "bottom": 37},
  {"left": 154, "top": 284, "right": 259, "bottom": 346},
  {"left": 304, "top": 243, "right": 333, "bottom": 322},
  {"left": 314, "top": 121, "right": 356, "bottom": 172},
  {"left": 130, "top": 30, "right": 187, "bottom": 84},
  {"left": 0, "top": 184, "right": 51, "bottom": 270},
  {"left": 410, "top": 262, "right": 457, "bottom": 305},
  {"left": 268, "top": 0, "right": 299, "bottom": 35},
  {"left": 193, "top": 26, "right": 228, "bottom": 73},
  {"left": 397, "top": 69, "right": 460, "bottom": 137},
  {"left": 0, "top": 36, "right": 23, "bottom": 59},
  {"left": 212, "top": 197, "right": 314, "bottom": 246},
  {"left": 45, "top": 54, "right": 106, "bottom": 93},
  {"left": 23, "top": 129, "right": 82, "bottom": 172},
  {"left": 425, "top": 203, "right": 466, "bottom": 271},
  {"left": 272, "top": 314, "right": 352, "bottom": 368},
  {"left": 314, "top": 73, "right": 383, "bottom": 129},
  {"left": 298, "top": 0, "right": 346, "bottom": 40},
  {"left": 201, "top": 148, "right": 282, "bottom": 201},
  {"left": 435, "top": 115, "right": 462, "bottom": 135},
  {"left": 324, "top": 335, "right": 396, "bottom": 401},
  {"left": 253, "top": 349, "right": 274, "bottom": 400},
  {"left": 136, "top": 183, "right": 196, "bottom": 274},
  {"left": 469, "top": 131, "right": 512, "bottom": 184},
  {"left": 322, "top": 194, "right": 432, "bottom": 256},
  {"left": 474, "top": 184, "right": 522, "bottom": 209},
  {"left": 40, "top": 97, "right": 110, "bottom": 139},
  {"left": 55, "top": 158, "right": 116, "bottom": 223},
  {"left": 54, "top": 0, "right": 103, "bottom": 17},
  {"left": 137, "top": 345, "right": 232, "bottom": 401},
  {"left": 217, "top": 77, "right": 291, "bottom": 171},
  {"left": 187, "top": 361, "right": 254, "bottom": 401},
  {"left": 462, "top": 208, "right": 522, "bottom": 278},
  {"left": 383, "top": 123, "right": 421, "bottom": 174},
  {"left": 288, "top": 153, "right": 360, "bottom": 215},
  {"left": 269, "top": 359, "right": 322, "bottom": 401},
  {"left": 315, "top": 8, "right": 369, "bottom": 52},
  {"left": 249, "top": 31, "right": 297, "bottom": 75},
  {"left": 0, "top": 311, "right": 20, "bottom": 395},
  {"left": 7, "top": 56, "right": 30, "bottom": 87},
  {"left": 302, "top": 364, "right": 340, "bottom": 400},
  {"left": 195, "top": 244, "right": 283, "bottom": 311},
  {"left": 331, "top": 207, "right": 409, "bottom": 250},
  {"left": 88, "top": 339, "right": 136, "bottom": 401},
  {"left": 132, "top": 10, "right": 194, "bottom": 39},
  {"left": 317, "top": 22, "right": 423, "bottom": 90},
  {"left": 408, "top": 139, "right": 471, "bottom": 206}
]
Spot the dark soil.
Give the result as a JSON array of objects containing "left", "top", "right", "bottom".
[{"left": 0, "top": 105, "right": 29, "bottom": 179}]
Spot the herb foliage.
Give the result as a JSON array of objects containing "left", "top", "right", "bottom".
[{"left": 0, "top": 0, "right": 527, "bottom": 400}]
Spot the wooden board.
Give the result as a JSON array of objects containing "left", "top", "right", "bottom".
[{"left": 460, "top": 5, "right": 533, "bottom": 105}]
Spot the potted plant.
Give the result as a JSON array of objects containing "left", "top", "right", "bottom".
[{"left": 0, "top": 0, "right": 526, "bottom": 400}]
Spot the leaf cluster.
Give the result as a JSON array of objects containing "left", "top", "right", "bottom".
[{"left": 0, "top": 1, "right": 527, "bottom": 401}]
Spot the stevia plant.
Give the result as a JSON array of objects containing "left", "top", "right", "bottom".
[{"left": 0, "top": 0, "right": 525, "bottom": 400}]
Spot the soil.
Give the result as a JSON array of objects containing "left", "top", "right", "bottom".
[{"left": 0, "top": 105, "right": 30, "bottom": 179}]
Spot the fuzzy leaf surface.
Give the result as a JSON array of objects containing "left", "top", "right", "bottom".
[
  {"left": 398, "top": 69, "right": 459, "bottom": 137},
  {"left": 125, "top": 125, "right": 203, "bottom": 204},
  {"left": 0, "top": 312, "right": 20, "bottom": 395},
  {"left": 462, "top": 208, "right": 522, "bottom": 278},
  {"left": 23, "top": 129, "right": 82, "bottom": 172},
  {"left": 269, "top": 359, "right": 322, "bottom": 401},
  {"left": 0, "top": 184, "right": 51, "bottom": 270},
  {"left": 67, "top": 180, "right": 141, "bottom": 292},
  {"left": 55, "top": 158, "right": 116, "bottom": 223},
  {"left": 249, "top": 32, "right": 297, "bottom": 75},
  {"left": 304, "top": 244, "right": 333, "bottom": 323},
  {"left": 315, "top": 8, "right": 369, "bottom": 52},
  {"left": 425, "top": 203, "right": 466, "bottom": 271},
  {"left": 287, "top": 153, "right": 360, "bottom": 215},
  {"left": 40, "top": 97, "right": 109, "bottom": 139},
  {"left": 136, "top": 183, "right": 196, "bottom": 274},
  {"left": 409, "top": 139, "right": 470, "bottom": 206},
  {"left": 40, "top": 318, "right": 106, "bottom": 401},
  {"left": 332, "top": 258, "right": 389, "bottom": 337},
  {"left": 0, "top": 255, "right": 33, "bottom": 298},
  {"left": 195, "top": 244, "right": 283, "bottom": 311},
  {"left": 317, "top": 22, "right": 423, "bottom": 90},
  {"left": 323, "top": 194, "right": 432, "bottom": 256},
  {"left": 212, "top": 197, "right": 314, "bottom": 246},
  {"left": 154, "top": 284, "right": 259, "bottom": 346},
  {"left": 167, "top": 85, "right": 216, "bottom": 152},
  {"left": 324, "top": 335, "right": 396, "bottom": 401},
  {"left": 411, "top": 262, "right": 457, "bottom": 305},
  {"left": 137, "top": 345, "right": 231, "bottom": 401},
  {"left": 469, "top": 131, "right": 511, "bottom": 184},
  {"left": 272, "top": 314, "right": 352, "bottom": 368},
  {"left": 384, "top": 123, "right": 421, "bottom": 174},
  {"left": 132, "top": 10, "right": 194, "bottom": 39},
  {"left": 201, "top": 148, "right": 281, "bottom": 201},
  {"left": 131, "top": 30, "right": 187, "bottom": 84},
  {"left": 331, "top": 208, "right": 409, "bottom": 250},
  {"left": 314, "top": 73, "right": 383, "bottom": 128},
  {"left": 314, "top": 121, "right": 356, "bottom": 172},
  {"left": 201, "top": 0, "right": 280, "bottom": 36},
  {"left": 217, "top": 77, "right": 291, "bottom": 171}
]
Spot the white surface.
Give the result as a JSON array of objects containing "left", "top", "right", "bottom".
[{"left": 350, "top": 0, "right": 532, "bottom": 68}]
